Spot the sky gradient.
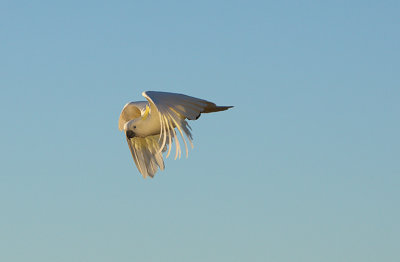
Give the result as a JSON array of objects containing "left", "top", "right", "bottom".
[{"left": 1, "top": 1, "right": 399, "bottom": 261}]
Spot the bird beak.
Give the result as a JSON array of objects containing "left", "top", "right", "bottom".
[{"left": 126, "top": 130, "right": 135, "bottom": 139}]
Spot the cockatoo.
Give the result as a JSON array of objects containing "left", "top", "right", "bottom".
[{"left": 119, "top": 91, "right": 233, "bottom": 178}]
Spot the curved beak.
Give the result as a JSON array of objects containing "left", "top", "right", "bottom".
[{"left": 126, "top": 130, "right": 135, "bottom": 139}]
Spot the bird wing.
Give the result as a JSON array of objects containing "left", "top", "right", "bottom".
[
  {"left": 126, "top": 134, "right": 165, "bottom": 178},
  {"left": 118, "top": 101, "right": 149, "bottom": 130},
  {"left": 142, "top": 91, "right": 232, "bottom": 160}
]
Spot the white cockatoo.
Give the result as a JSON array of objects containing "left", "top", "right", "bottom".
[{"left": 119, "top": 91, "right": 233, "bottom": 178}]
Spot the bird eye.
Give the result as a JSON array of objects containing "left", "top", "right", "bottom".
[{"left": 133, "top": 126, "right": 136, "bottom": 129}]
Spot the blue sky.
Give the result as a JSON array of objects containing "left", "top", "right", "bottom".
[{"left": 1, "top": 1, "right": 399, "bottom": 261}]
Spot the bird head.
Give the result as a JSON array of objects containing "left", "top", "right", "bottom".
[{"left": 124, "top": 119, "right": 146, "bottom": 138}]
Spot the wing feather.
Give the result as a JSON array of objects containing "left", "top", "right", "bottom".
[
  {"left": 126, "top": 135, "right": 165, "bottom": 178},
  {"left": 143, "top": 91, "right": 231, "bottom": 160},
  {"left": 164, "top": 115, "right": 173, "bottom": 158}
]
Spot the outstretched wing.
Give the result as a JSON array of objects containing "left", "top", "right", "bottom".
[
  {"left": 118, "top": 101, "right": 148, "bottom": 130},
  {"left": 126, "top": 134, "right": 165, "bottom": 178},
  {"left": 142, "top": 91, "right": 232, "bottom": 160}
]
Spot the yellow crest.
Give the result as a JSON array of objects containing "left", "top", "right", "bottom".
[{"left": 141, "top": 105, "right": 150, "bottom": 120}]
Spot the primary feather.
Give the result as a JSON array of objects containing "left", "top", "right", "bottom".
[{"left": 119, "top": 91, "right": 233, "bottom": 178}]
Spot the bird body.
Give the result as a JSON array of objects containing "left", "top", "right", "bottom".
[
  {"left": 119, "top": 91, "right": 232, "bottom": 178},
  {"left": 124, "top": 105, "right": 162, "bottom": 137}
]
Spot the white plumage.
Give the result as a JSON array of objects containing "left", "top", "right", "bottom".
[{"left": 119, "top": 91, "right": 233, "bottom": 178}]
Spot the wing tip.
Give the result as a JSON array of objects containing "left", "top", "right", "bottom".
[{"left": 203, "top": 105, "right": 234, "bottom": 113}]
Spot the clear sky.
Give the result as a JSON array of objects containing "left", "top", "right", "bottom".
[{"left": 1, "top": 1, "right": 399, "bottom": 261}]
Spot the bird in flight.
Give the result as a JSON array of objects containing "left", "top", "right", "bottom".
[{"left": 119, "top": 91, "right": 233, "bottom": 178}]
